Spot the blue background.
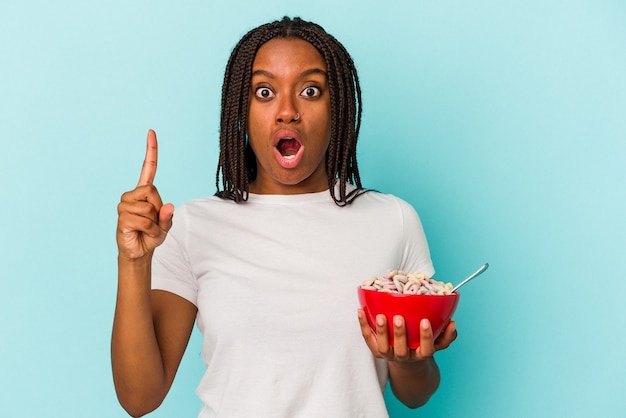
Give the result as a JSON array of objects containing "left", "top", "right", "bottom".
[{"left": 1, "top": 1, "right": 625, "bottom": 417}]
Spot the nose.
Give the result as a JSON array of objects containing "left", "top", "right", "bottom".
[{"left": 276, "top": 95, "right": 300, "bottom": 123}]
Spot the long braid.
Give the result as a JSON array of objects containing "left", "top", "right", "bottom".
[{"left": 215, "top": 17, "right": 367, "bottom": 205}]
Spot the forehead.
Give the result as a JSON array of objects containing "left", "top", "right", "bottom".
[{"left": 252, "top": 37, "right": 327, "bottom": 73}]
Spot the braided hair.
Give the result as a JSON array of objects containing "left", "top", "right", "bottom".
[{"left": 215, "top": 16, "right": 367, "bottom": 206}]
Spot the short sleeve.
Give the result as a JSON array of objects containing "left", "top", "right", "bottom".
[
  {"left": 397, "top": 198, "right": 435, "bottom": 278},
  {"left": 151, "top": 205, "right": 198, "bottom": 306}
]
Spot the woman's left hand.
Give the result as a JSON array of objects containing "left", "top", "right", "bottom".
[{"left": 357, "top": 309, "right": 458, "bottom": 362}]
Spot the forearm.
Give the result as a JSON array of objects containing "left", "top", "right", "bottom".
[
  {"left": 111, "top": 255, "right": 167, "bottom": 416},
  {"left": 388, "top": 357, "right": 440, "bottom": 409}
]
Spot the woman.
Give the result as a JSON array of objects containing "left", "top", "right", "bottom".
[{"left": 112, "top": 16, "right": 457, "bottom": 418}]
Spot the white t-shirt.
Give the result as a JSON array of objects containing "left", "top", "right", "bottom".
[{"left": 152, "top": 187, "right": 434, "bottom": 418}]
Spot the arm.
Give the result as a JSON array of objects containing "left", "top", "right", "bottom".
[
  {"left": 358, "top": 310, "right": 457, "bottom": 408},
  {"left": 111, "top": 130, "right": 197, "bottom": 416},
  {"left": 112, "top": 258, "right": 197, "bottom": 416}
]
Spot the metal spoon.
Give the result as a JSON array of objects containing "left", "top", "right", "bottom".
[{"left": 451, "top": 263, "right": 489, "bottom": 293}]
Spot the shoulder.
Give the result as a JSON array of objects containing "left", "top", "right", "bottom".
[
  {"left": 355, "top": 190, "right": 426, "bottom": 231},
  {"left": 356, "top": 190, "right": 418, "bottom": 214},
  {"left": 168, "top": 195, "right": 239, "bottom": 230},
  {"left": 176, "top": 195, "right": 234, "bottom": 213}
]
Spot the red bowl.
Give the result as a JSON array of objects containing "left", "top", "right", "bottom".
[{"left": 358, "top": 288, "right": 459, "bottom": 349}]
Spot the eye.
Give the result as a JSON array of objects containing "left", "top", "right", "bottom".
[
  {"left": 300, "top": 86, "right": 321, "bottom": 98},
  {"left": 255, "top": 87, "right": 274, "bottom": 99}
]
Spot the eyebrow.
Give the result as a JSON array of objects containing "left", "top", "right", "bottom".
[{"left": 251, "top": 68, "right": 328, "bottom": 79}]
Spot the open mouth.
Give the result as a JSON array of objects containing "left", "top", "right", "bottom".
[{"left": 277, "top": 138, "right": 301, "bottom": 159}]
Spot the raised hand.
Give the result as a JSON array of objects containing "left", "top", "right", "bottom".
[{"left": 116, "top": 130, "right": 174, "bottom": 261}]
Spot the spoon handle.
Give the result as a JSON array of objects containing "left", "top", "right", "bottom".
[{"left": 451, "top": 263, "right": 489, "bottom": 293}]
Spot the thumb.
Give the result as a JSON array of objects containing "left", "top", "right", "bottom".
[{"left": 159, "top": 203, "right": 175, "bottom": 232}]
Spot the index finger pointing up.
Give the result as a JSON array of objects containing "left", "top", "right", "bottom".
[{"left": 137, "top": 129, "right": 158, "bottom": 186}]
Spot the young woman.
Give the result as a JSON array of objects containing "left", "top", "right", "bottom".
[{"left": 112, "top": 16, "right": 457, "bottom": 418}]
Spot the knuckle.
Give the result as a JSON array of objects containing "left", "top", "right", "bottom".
[
  {"left": 396, "top": 352, "right": 409, "bottom": 362},
  {"left": 378, "top": 345, "right": 390, "bottom": 357},
  {"left": 145, "top": 183, "right": 159, "bottom": 194},
  {"left": 420, "top": 346, "right": 435, "bottom": 357},
  {"left": 120, "top": 190, "right": 133, "bottom": 202},
  {"left": 392, "top": 345, "right": 408, "bottom": 360},
  {"left": 138, "top": 216, "right": 156, "bottom": 232}
]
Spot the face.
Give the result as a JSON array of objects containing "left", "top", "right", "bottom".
[{"left": 247, "top": 37, "right": 331, "bottom": 194}]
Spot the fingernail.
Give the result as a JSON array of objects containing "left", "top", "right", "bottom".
[
  {"left": 421, "top": 318, "right": 430, "bottom": 330},
  {"left": 394, "top": 316, "right": 403, "bottom": 327},
  {"left": 376, "top": 315, "right": 385, "bottom": 326}
]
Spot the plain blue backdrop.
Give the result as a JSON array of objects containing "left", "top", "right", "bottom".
[{"left": 1, "top": 0, "right": 625, "bottom": 417}]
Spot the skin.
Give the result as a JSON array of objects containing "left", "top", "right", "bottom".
[
  {"left": 112, "top": 130, "right": 197, "bottom": 417},
  {"left": 247, "top": 38, "right": 331, "bottom": 194},
  {"left": 246, "top": 37, "right": 459, "bottom": 406},
  {"left": 111, "top": 38, "right": 457, "bottom": 416},
  {"left": 358, "top": 313, "right": 457, "bottom": 407}
]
